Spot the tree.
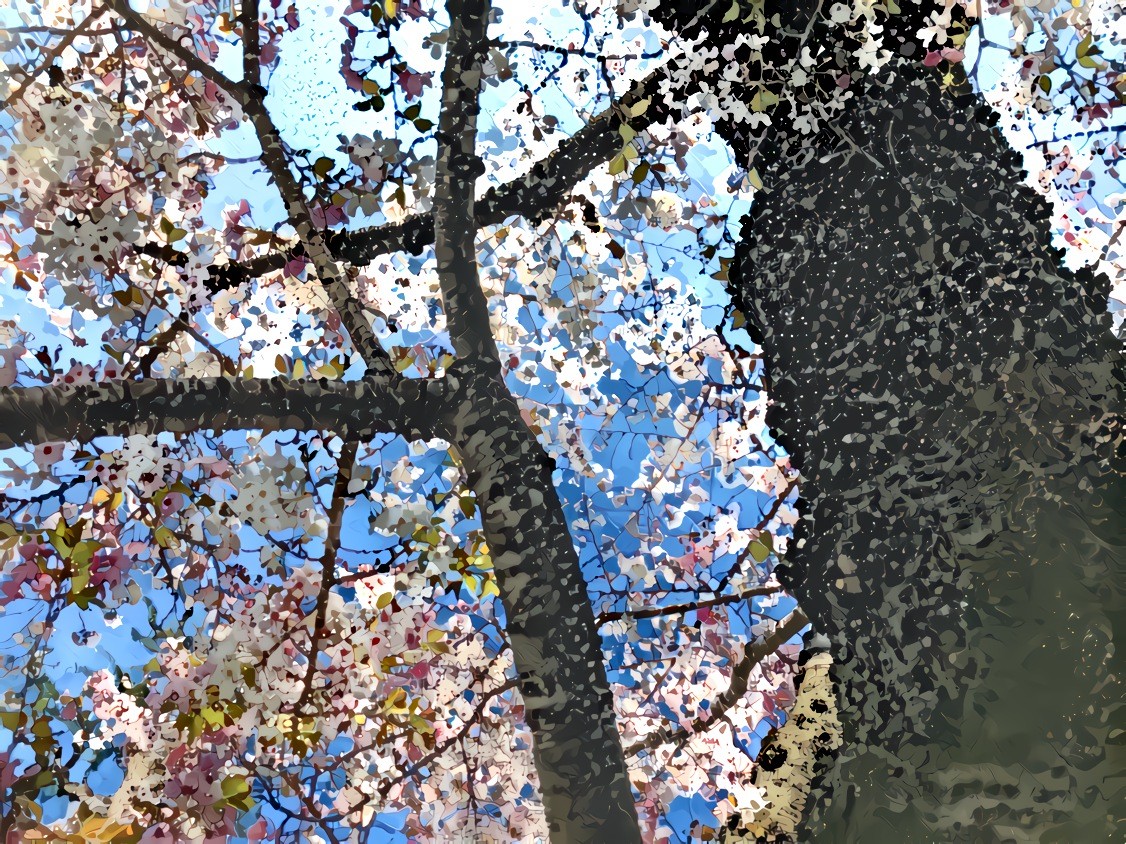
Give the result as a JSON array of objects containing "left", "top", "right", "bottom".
[
  {"left": 683, "top": 1, "right": 1123, "bottom": 839},
  {"left": 0, "top": 1, "right": 809, "bottom": 841},
  {"left": 0, "top": 0, "right": 1121, "bottom": 842}
]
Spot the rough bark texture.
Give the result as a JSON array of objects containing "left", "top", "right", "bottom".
[
  {"left": 729, "top": 57, "right": 1124, "bottom": 840},
  {"left": 0, "top": 374, "right": 436, "bottom": 447},
  {"left": 430, "top": 3, "right": 640, "bottom": 838},
  {"left": 441, "top": 363, "right": 641, "bottom": 843}
]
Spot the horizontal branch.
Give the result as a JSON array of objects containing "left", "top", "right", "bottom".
[
  {"left": 0, "top": 375, "right": 439, "bottom": 448},
  {"left": 625, "top": 608, "right": 808, "bottom": 757}
]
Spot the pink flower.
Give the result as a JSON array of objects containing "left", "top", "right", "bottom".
[{"left": 396, "top": 69, "right": 432, "bottom": 101}]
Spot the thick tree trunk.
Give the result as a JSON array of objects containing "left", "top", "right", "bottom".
[{"left": 730, "top": 57, "right": 1123, "bottom": 840}]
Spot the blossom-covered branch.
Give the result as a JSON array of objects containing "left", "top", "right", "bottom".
[
  {"left": 112, "top": 0, "right": 394, "bottom": 373},
  {"left": 204, "top": 0, "right": 735, "bottom": 291},
  {"left": 625, "top": 608, "right": 808, "bottom": 758}
]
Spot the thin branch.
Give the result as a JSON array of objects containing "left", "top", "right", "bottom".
[
  {"left": 1, "top": 8, "right": 108, "bottom": 110},
  {"left": 292, "top": 440, "right": 357, "bottom": 714},
  {"left": 595, "top": 584, "right": 784, "bottom": 627},
  {"left": 625, "top": 608, "right": 808, "bottom": 757},
  {"left": 708, "top": 478, "right": 799, "bottom": 597},
  {"left": 121, "top": 317, "right": 237, "bottom": 378},
  {"left": 377, "top": 675, "right": 519, "bottom": 797},
  {"left": 110, "top": 1, "right": 242, "bottom": 96}
]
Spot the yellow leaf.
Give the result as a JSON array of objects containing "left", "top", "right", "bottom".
[{"left": 626, "top": 97, "right": 651, "bottom": 117}]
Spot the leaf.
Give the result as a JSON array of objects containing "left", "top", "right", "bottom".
[
  {"left": 313, "top": 157, "right": 335, "bottom": 179},
  {"left": 748, "top": 534, "right": 773, "bottom": 564},
  {"left": 92, "top": 488, "right": 123, "bottom": 510},
  {"left": 626, "top": 97, "right": 651, "bottom": 117},
  {"left": 632, "top": 161, "right": 650, "bottom": 185},
  {"left": 750, "top": 89, "right": 779, "bottom": 112},
  {"left": 608, "top": 154, "right": 627, "bottom": 176},
  {"left": 459, "top": 495, "right": 476, "bottom": 519},
  {"left": 219, "top": 776, "right": 254, "bottom": 811}
]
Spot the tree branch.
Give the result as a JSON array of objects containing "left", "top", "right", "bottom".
[
  {"left": 433, "top": 0, "right": 497, "bottom": 363},
  {"left": 1, "top": 8, "right": 108, "bottom": 110},
  {"left": 111, "top": 0, "right": 394, "bottom": 375},
  {"left": 595, "top": 584, "right": 784, "bottom": 627},
  {"left": 0, "top": 375, "right": 438, "bottom": 448},
  {"left": 377, "top": 675, "right": 519, "bottom": 798},
  {"left": 292, "top": 440, "right": 357, "bottom": 715},
  {"left": 625, "top": 608, "right": 808, "bottom": 758},
  {"left": 202, "top": 1, "right": 732, "bottom": 291}
]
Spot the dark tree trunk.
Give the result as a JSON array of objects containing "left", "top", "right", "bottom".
[
  {"left": 440, "top": 363, "right": 641, "bottom": 842},
  {"left": 729, "top": 57, "right": 1124, "bottom": 840}
]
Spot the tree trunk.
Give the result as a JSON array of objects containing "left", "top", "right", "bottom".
[
  {"left": 730, "top": 57, "right": 1124, "bottom": 840},
  {"left": 440, "top": 363, "right": 641, "bottom": 842}
]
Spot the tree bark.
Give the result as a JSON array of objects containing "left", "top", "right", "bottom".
[
  {"left": 729, "top": 57, "right": 1123, "bottom": 840},
  {"left": 430, "top": 2, "right": 640, "bottom": 837},
  {"left": 440, "top": 363, "right": 641, "bottom": 842},
  {"left": 0, "top": 374, "right": 436, "bottom": 447}
]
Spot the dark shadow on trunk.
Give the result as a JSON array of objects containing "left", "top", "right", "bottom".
[{"left": 728, "top": 57, "right": 1124, "bottom": 840}]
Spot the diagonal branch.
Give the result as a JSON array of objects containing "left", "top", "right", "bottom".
[
  {"left": 111, "top": 0, "right": 393, "bottom": 374},
  {"left": 595, "top": 584, "right": 784, "bottom": 627},
  {"left": 0, "top": 374, "right": 437, "bottom": 448},
  {"left": 625, "top": 608, "right": 808, "bottom": 757},
  {"left": 292, "top": 440, "right": 358, "bottom": 715},
  {"left": 202, "top": 1, "right": 734, "bottom": 291},
  {"left": 2, "top": 8, "right": 108, "bottom": 110},
  {"left": 377, "top": 673, "right": 520, "bottom": 798}
]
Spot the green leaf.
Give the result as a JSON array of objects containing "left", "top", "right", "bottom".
[
  {"left": 312, "top": 156, "right": 335, "bottom": 179},
  {"left": 459, "top": 495, "right": 476, "bottom": 519},
  {"left": 748, "top": 535, "right": 773, "bottom": 564},
  {"left": 219, "top": 775, "right": 255, "bottom": 811}
]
